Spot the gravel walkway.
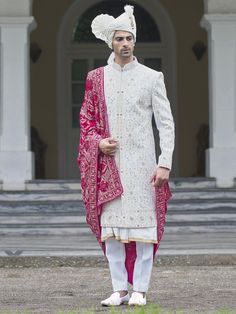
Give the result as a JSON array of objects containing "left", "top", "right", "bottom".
[{"left": 0, "top": 256, "right": 236, "bottom": 313}]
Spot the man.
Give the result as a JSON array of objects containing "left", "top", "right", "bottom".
[{"left": 78, "top": 5, "right": 174, "bottom": 307}]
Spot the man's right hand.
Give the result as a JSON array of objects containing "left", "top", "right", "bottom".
[{"left": 99, "top": 137, "right": 119, "bottom": 156}]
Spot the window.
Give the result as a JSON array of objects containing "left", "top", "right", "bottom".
[{"left": 72, "top": 0, "right": 161, "bottom": 43}]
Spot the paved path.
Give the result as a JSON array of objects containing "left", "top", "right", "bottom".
[{"left": 0, "top": 264, "right": 236, "bottom": 313}]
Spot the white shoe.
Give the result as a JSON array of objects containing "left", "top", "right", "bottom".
[
  {"left": 101, "top": 292, "right": 130, "bottom": 306},
  {"left": 128, "top": 292, "right": 146, "bottom": 306}
]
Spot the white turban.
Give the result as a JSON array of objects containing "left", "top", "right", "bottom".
[{"left": 91, "top": 5, "right": 136, "bottom": 49}]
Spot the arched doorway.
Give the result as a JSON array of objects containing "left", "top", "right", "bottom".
[{"left": 57, "top": 0, "right": 178, "bottom": 178}]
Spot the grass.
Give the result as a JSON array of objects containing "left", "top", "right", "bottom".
[
  {"left": 1, "top": 307, "right": 236, "bottom": 314},
  {"left": 57, "top": 307, "right": 236, "bottom": 314}
]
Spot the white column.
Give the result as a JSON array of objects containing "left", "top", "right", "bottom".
[
  {"left": 0, "top": 17, "right": 36, "bottom": 190},
  {"left": 201, "top": 2, "right": 236, "bottom": 187}
]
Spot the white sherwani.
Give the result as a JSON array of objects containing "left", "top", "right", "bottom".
[{"left": 101, "top": 53, "right": 175, "bottom": 243}]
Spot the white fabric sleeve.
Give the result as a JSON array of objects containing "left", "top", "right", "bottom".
[{"left": 151, "top": 72, "right": 175, "bottom": 170}]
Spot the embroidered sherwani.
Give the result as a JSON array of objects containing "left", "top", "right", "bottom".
[
  {"left": 78, "top": 63, "right": 172, "bottom": 283},
  {"left": 101, "top": 53, "right": 175, "bottom": 243}
]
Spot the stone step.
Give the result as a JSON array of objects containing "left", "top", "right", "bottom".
[
  {"left": 0, "top": 202, "right": 85, "bottom": 215},
  {"left": 0, "top": 226, "right": 90, "bottom": 236},
  {"left": 25, "top": 178, "right": 217, "bottom": 191},
  {"left": 1, "top": 178, "right": 220, "bottom": 192},
  {"left": 0, "top": 193, "right": 235, "bottom": 206},
  {"left": 168, "top": 200, "right": 236, "bottom": 210},
  {"left": 0, "top": 203, "right": 235, "bottom": 222},
  {"left": 0, "top": 200, "right": 236, "bottom": 213},
  {"left": 171, "top": 189, "right": 236, "bottom": 200},
  {"left": 1, "top": 179, "right": 235, "bottom": 257},
  {"left": 0, "top": 222, "right": 235, "bottom": 236},
  {"left": 166, "top": 213, "right": 236, "bottom": 222},
  {"left": 0, "top": 211, "right": 235, "bottom": 224},
  {"left": 0, "top": 201, "right": 235, "bottom": 218},
  {"left": 2, "top": 178, "right": 236, "bottom": 195},
  {"left": 1, "top": 231, "right": 235, "bottom": 257},
  {"left": 1, "top": 198, "right": 236, "bottom": 210},
  {"left": 26, "top": 180, "right": 82, "bottom": 191},
  {"left": 0, "top": 216, "right": 86, "bottom": 224},
  {"left": 0, "top": 191, "right": 82, "bottom": 202},
  {"left": 1, "top": 188, "right": 236, "bottom": 202},
  {"left": 0, "top": 223, "right": 235, "bottom": 237},
  {"left": 0, "top": 179, "right": 235, "bottom": 237},
  {"left": 169, "top": 177, "right": 217, "bottom": 189}
]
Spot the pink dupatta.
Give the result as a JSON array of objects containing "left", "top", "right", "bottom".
[{"left": 77, "top": 67, "right": 171, "bottom": 284}]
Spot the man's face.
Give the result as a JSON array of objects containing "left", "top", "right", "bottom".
[{"left": 112, "top": 30, "right": 135, "bottom": 59}]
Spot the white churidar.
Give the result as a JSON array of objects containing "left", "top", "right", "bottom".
[
  {"left": 133, "top": 241, "right": 154, "bottom": 292},
  {"left": 106, "top": 238, "right": 154, "bottom": 292},
  {"left": 201, "top": 3, "right": 236, "bottom": 187},
  {"left": 106, "top": 238, "right": 128, "bottom": 291},
  {"left": 101, "top": 53, "right": 175, "bottom": 235}
]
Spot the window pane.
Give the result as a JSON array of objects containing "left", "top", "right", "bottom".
[
  {"left": 72, "top": 106, "right": 81, "bottom": 128},
  {"left": 72, "top": 59, "right": 88, "bottom": 81},
  {"left": 144, "top": 58, "right": 162, "bottom": 71},
  {"left": 72, "top": 83, "right": 85, "bottom": 104}
]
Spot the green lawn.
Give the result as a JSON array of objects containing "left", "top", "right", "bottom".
[
  {"left": 57, "top": 307, "right": 236, "bottom": 314},
  {"left": 1, "top": 307, "right": 236, "bottom": 314}
]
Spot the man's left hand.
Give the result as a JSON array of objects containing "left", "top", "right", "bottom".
[{"left": 150, "top": 167, "right": 170, "bottom": 188}]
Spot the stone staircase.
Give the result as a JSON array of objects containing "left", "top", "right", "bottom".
[
  {"left": 0, "top": 180, "right": 84, "bottom": 236},
  {"left": 0, "top": 178, "right": 236, "bottom": 256}
]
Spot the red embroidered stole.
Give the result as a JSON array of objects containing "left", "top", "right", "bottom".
[{"left": 78, "top": 67, "right": 171, "bottom": 284}]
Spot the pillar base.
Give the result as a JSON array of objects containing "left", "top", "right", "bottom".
[
  {"left": 0, "top": 151, "right": 34, "bottom": 190},
  {"left": 206, "top": 148, "right": 236, "bottom": 187}
]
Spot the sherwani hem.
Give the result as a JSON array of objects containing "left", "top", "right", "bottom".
[{"left": 101, "top": 226, "right": 158, "bottom": 244}]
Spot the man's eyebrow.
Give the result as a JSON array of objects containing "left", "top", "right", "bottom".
[{"left": 114, "top": 35, "right": 133, "bottom": 39}]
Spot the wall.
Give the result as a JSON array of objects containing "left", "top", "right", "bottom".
[{"left": 160, "top": 0, "right": 208, "bottom": 176}]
